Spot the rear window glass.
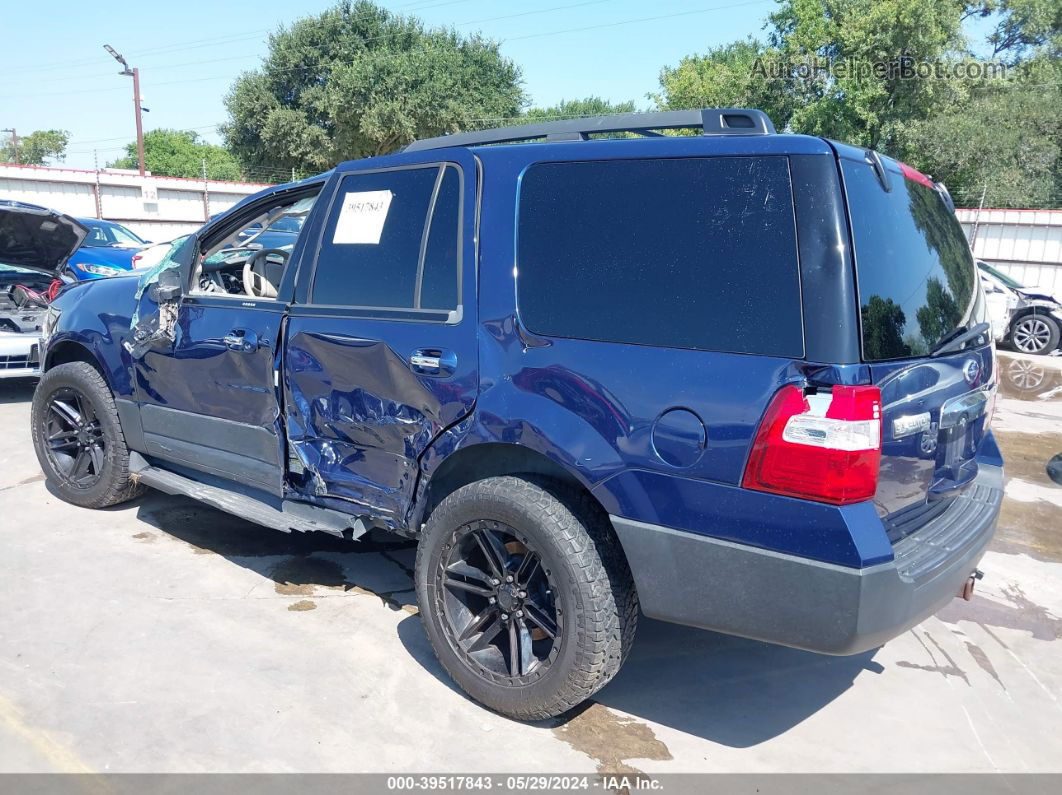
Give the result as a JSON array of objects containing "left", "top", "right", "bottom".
[
  {"left": 843, "top": 160, "right": 977, "bottom": 361},
  {"left": 517, "top": 157, "right": 803, "bottom": 357}
]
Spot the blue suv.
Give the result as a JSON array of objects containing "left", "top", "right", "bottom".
[{"left": 30, "top": 109, "right": 1002, "bottom": 719}]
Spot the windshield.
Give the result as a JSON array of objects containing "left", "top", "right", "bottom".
[
  {"left": 843, "top": 159, "right": 978, "bottom": 361},
  {"left": 979, "top": 262, "right": 1024, "bottom": 290},
  {"left": 82, "top": 221, "right": 146, "bottom": 248}
]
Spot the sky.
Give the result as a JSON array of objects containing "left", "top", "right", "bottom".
[
  {"left": 0, "top": 0, "right": 776, "bottom": 173},
  {"left": 2, "top": 0, "right": 1000, "bottom": 175}
]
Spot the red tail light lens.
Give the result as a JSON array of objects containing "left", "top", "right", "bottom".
[
  {"left": 742, "top": 384, "right": 882, "bottom": 505},
  {"left": 899, "top": 162, "right": 935, "bottom": 189}
]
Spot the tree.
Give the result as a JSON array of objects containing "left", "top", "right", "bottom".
[
  {"left": 652, "top": 39, "right": 796, "bottom": 130},
  {"left": 765, "top": 0, "right": 969, "bottom": 150},
  {"left": 1, "top": 129, "right": 69, "bottom": 165},
  {"left": 222, "top": 0, "right": 524, "bottom": 174},
  {"left": 652, "top": 0, "right": 1061, "bottom": 205},
  {"left": 109, "top": 129, "right": 244, "bottom": 180},
  {"left": 967, "top": 0, "right": 1062, "bottom": 64},
  {"left": 893, "top": 76, "right": 1061, "bottom": 207},
  {"left": 524, "top": 97, "right": 638, "bottom": 122}
]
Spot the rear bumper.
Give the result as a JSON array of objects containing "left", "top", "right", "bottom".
[{"left": 611, "top": 463, "right": 1002, "bottom": 655}]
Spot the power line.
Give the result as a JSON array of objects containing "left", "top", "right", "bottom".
[
  {"left": 8, "top": 0, "right": 619, "bottom": 86},
  {"left": 4, "top": 0, "right": 484, "bottom": 78},
  {"left": 505, "top": 0, "right": 775, "bottom": 41}
]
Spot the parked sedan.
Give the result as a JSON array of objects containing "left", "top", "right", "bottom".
[
  {"left": 68, "top": 218, "right": 150, "bottom": 280},
  {"left": 978, "top": 261, "right": 1062, "bottom": 355}
]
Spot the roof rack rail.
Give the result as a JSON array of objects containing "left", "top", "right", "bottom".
[{"left": 404, "top": 108, "right": 775, "bottom": 152}]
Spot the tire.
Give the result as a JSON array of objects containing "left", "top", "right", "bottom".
[
  {"left": 31, "top": 362, "right": 146, "bottom": 509},
  {"left": 1010, "top": 313, "right": 1060, "bottom": 355},
  {"left": 415, "top": 475, "right": 638, "bottom": 720}
]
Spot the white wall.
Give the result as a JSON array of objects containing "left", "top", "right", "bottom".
[
  {"left": 0, "top": 163, "right": 274, "bottom": 242},
  {"left": 958, "top": 207, "right": 1062, "bottom": 292}
]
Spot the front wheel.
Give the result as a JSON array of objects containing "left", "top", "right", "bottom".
[
  {"left": 1011, "top": 314, "right": 1060, "bottom": 355},
  {"left": 415, "top": 476, "right": 637, "bottom": 720},
  {"left": 31, "top": 362, "right": 145, "bottom": 508}
]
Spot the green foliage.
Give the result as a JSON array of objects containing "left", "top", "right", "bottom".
[
  {"left": 522, "top": 97, "right": 640, "bottom": 138},
  {"left": 109, "top": 129, "right": 243, "bottom": 180},
  {"left": 894, "top": 71, "right": 1062, "bottom": 207},
  {"left": 1, "top": 129, "right": 69, "bottom": 165},
  {"left": 222, "top": 0, "right": 524, "bottom": 173},
  {"left": 766, "top": 0, "right": 970, "bottom": 150},
  {"left": 524, "top": 97, "right": 638, "bottom": 121},
  {"left": 652, "top": 39, "right": 797, "bottom": 130},
  {"left": 653, "top": 0, "right": 1061, "bottom": 206},
  {"left": 969, "top": 0, "right": 1062, "bottom": 63}
]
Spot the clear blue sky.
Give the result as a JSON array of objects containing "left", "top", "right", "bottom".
[
  {"left": 2, "top": 0, "right": 998, "bottom": 173},
  {"left": 0, "top": 0, "right": 776, "bottom": 171}
]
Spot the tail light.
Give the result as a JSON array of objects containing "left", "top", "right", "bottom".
[
  {"left": 132, "top": 254, "right": 143, "bottom": 267},
  {"left": 742, "top": 384, "right": 882, "bottom": 505},
  {"left": 899, "top": 161, "right": 935, "bottom": 189}
]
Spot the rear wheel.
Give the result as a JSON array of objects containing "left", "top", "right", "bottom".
[
  {"left": 1011, "top": 314, "right": 1060, "bottom": 355},
  {"left": 31, "top": 362, "right": 145, "bottom": 508},
  {"left": 415, "top": 476, "right": 637, "bottom": 720}
]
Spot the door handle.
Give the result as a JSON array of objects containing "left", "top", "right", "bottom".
[
  {"left": 410, "top": 348, "right": 457, "bottom": 376},
  {"left": 223, "top": 329, "right": 259, "bottom": 352}
]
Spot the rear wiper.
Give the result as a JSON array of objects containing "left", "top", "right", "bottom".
[{"left": 930, "top": 322, "right": 991, "bottom": 357}]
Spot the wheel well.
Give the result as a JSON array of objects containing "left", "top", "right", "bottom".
[
  {"left": 45, "top": 341, "right": 105, "bottom": 379},
  {"left": 421, "top": 443, "right": 612, "bottom": 531},
  {"left": 1011, "top": 307, "right": 1059, "bottom": 325}
]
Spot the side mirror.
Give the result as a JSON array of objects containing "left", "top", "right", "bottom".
[{"left": 150, "top": 266, "right": 182, "bottom": 303}]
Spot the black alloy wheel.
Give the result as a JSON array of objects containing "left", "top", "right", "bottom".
[
  {"left": 41, "top": 386, "right": 106, "bottom": 490},
  {"left": 438, "top": 520, "right": 562, "bottom": 682}
]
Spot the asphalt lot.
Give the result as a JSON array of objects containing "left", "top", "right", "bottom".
[{"left": 1, "top": 349, "right": 1061, "bottom": 774}]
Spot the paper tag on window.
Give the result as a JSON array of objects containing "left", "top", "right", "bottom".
[{"left": 332, "top": 190, "right": 393, "bottom": 244}]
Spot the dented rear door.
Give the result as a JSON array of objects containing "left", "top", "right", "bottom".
[{"left": 282, "top": 154, "right": 478, "bottom": 529}]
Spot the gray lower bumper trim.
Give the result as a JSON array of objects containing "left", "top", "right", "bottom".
[{"left": 611, "top": 464, "right": 1001, "bottom": 655}]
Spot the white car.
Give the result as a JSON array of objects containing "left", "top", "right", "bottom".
[
  {"left": 978, "top": 261, "right": 1062, "bottom": 355},
  {"left": 0, "top": 202, "right": 88, "bottom": 378},
  {"left": 131, "top": 236, "right": 187, "bottom": 271}
]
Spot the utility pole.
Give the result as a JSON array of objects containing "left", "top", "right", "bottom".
[
  {"left": 970, "top": 182, "right": 988, "bottom": 252},
  {"left": 92, "top": 150, "right": 103, "bottom": 219},
  {"left": 202, "top": 157, "right": 210, "bottom": 221},
  {"left": 1, "top": 128, "right": 18, "bottom": 164},
  {"left": 103, "top": 44, "right": 146, "bottom": 176}
]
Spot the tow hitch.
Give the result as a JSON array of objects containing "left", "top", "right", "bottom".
[{"left": 959, "top": 569, "right": 984, "bottom": 601}]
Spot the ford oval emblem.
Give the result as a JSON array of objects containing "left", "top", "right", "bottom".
[{"left": 963, "top": 358, "right": 981, "bottom": 385}]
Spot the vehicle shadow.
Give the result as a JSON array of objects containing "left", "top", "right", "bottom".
[
  {"left": 396, "top": 607, "right": 882, "bottom": 748},
  {"left": 0, "top": 378, "right": 37, "bottom": 404},
  {"left": 130, "top": 488, "right": 880, "bottom": 748},
  {"left": 131, "top": 490, "right": 417, "bottom": 605}
]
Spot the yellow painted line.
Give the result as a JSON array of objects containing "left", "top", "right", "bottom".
[{"left": 0, "top": 690, "right": 96, "bottom": 775}]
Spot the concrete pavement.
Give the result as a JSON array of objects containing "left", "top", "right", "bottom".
[{"left": 1, "top": 352, "right": 1060, "bottom": 774}]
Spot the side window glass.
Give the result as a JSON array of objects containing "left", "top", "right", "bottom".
[
  {"left": 313, "top": 164, "right": 461, "bottom": 311},
  {"left": 420, "top": 166, "right": 460, "bottom": 310}
]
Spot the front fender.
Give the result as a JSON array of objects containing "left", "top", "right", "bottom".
[{"left": 44, "top": 275, "right": 140, "bottom": 397}]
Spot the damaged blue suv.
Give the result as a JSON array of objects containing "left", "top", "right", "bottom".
[{"left": 31, "top": 109, "right": 1002, "bottom": 719}]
